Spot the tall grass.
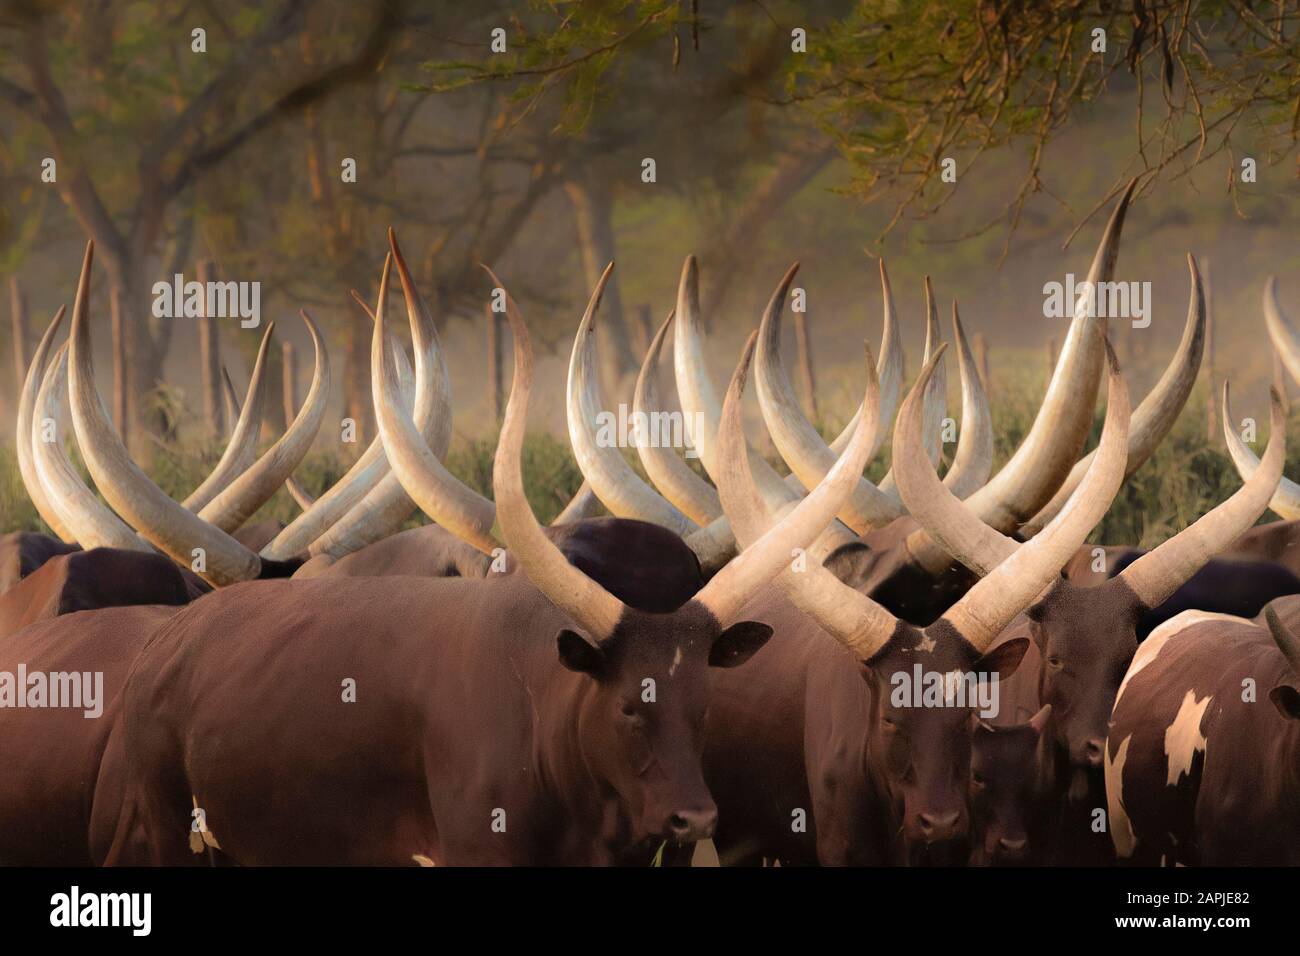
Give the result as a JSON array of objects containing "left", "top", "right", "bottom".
[{"left": 1, "top": 372, "right": 1292, "bottom": 546}]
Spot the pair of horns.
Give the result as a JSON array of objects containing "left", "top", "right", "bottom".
[
  {"left": 262, "top": 230, "right": 451, "bottom": 560},
  {"left": 754, "top": 262, "right": 993, "bottom": 532},
  {"left": 61, "top": 241, "right": 329, "bottom": 585},
  {"left": 900, "top": 180, "right": 1139, "bottom": 575},
  {"left": 497, "top": 280, "right": 880, "bottom": 641},
  {"left": 893, "top": 326, "right": 1285, "bottom": 615},
  {"left": 717, "top": 331, "right": 1132, "bottom": 660}
]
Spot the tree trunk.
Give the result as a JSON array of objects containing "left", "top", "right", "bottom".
[
  {"left": 196, "top": 259, "right": 224, "bottom": 439},
  {"left": 486, "top": 303, "right": 503, "bottom": 423},
  {"left": 633, "top": 304, "right": 654, "bottom": 359},
  {"left": 109, "top": 287, "right": 129, "bottom": 446},
  {"left": 342, "top": 310, "right": 372, "bottom": 446},
  {"left": 793, "top": 310, "right": 817, "bottom": 422},
  {"left": 564, "top": 178, "right": 638, "bottom": 392}
]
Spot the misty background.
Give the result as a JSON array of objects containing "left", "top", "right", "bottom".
[{"left": 2, "top": 1, "right": 1298, "bottom": 471}]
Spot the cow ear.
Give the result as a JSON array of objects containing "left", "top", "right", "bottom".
[
  {"left": 974, "top": 638, "right": 1029, "bottom": 680},
  {"left": 557, "top": 629, "right": 605, "bottom": 677},
  {"left": 709, "top": 621, "right": 774, "bottom": 668},
  {"left": 1269, "top": 684, "right": 1300, "bottom": 721}
]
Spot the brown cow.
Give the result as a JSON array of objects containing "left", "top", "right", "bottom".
[
  {"left": 1105, "top": 598, "right": 1300, "bottom": 865},
  {"left": 0, "top": 604, "right": 177, "bottom": 865},
  {"left": 968, "top": 705, "right": 1051, "bottom": 866},
  {"left": 891, "top": 346, "right": 1286, "bottom": 865},
  {"left": 106, "top": 279, "right": 875, "bottom": 866}
]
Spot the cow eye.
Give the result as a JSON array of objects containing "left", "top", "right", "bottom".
[
  {"left": 1046, "top": 655, "right": 1063, "bottom": 670},
  {"left": 971, "top": 772, "right": 986, "bottom": 788},
  {"left": 621, "top": 703, "right": 638, "bottom": 718}
]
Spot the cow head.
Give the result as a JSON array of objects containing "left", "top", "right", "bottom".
[
  {"left": 862, "top": 624, "right": 1028, "bottom": 860},
  {"left": 1025, "top": 578, "right": 1142, "bottom": 768},
  {"left": 556, "top": 602, "right": 771, "bottom": 846},
  {"left": 969, "top": 704, "right": 1051, "bottom": 865},
  {"left": 477, "top": 272, "right": 876, "bottom": 858}
]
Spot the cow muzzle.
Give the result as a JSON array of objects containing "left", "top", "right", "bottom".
[{"left": 664, "top": 804, "right": 718, "bottom": 844}]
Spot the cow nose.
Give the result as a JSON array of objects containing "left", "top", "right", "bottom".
[
  {"left": 1084, "top": 738, "right": 1105, "bottom": 767},
  {"left": 998, "top": 837, "right": 1028, "bottom": 854},
  {"left": 918, "top": 810, "right": 961, "bottom": 840},
  {"left": 667, "top": 806, "right": 717, "bottom": 843}
]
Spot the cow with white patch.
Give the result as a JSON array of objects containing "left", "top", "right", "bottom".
[{"left": 1106, "top": 599, "right": 1300, "bottom": 865}]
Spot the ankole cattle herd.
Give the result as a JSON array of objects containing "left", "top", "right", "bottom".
[{"left": 4, "top": 184, "right": 1300, "bottom": 867}]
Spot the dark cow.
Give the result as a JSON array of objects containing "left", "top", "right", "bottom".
[
  {"left": 0, "top": 548, "right": 193, "bottom": 637},
  {"left": 1105, "top": 598, "right": 1300, "bottom": 865},
  {"left": 969, "top": 705, "right": 1051, "bottom": 866},
  {"left": 104, "top": 283, "right": 870, "bottom": 866},
  {"left": 0, "top": 531, "right": 79, "bottom": 595},
  {"left": 294, "top": 518, "right": 705, "bottom": 613}
]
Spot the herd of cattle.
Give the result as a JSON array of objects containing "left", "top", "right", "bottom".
[{"left": 3, "top": 183, "right": 1300, "bottom": 866}]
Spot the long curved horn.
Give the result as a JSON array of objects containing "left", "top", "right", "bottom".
[
  {"left": 894, "top": 347, "right": 1018, "bottom": 577},
  {"left": 827, "top": 259, "right": 904, "bottom": 455},
  {"left": 1264, "top": 277, "right": 1300, "bottom": 387},
  {"left": 219, "top": 361, "right": 316, "bottom": 512},
  {"left": 306, "top": 230, "right": 455, "bottom": 559},
  {"left": 181, "top": 325, "right": 274, "bottom": 513},
  {"left": 370, "top": 263, "right": 499, "bottom": 554},
  {"left": 941, "top": 300, "right": 994, "bottom": 499},
  {"left": 195, "top": 310, "right": 329, "bottom": 532},
  {"left": 494, "top": 268, "right": 625, "bottom": 641},
  {"left": 754, "top": 262, "right": 900, "bottom": 532},
  {"left": 713, "top": 333, "right": 899, "bottom": 657},
  {"left": 1263, "top": 605, "right": 1300, "bottom": 679},
  {"left": 32, "top": 344, "right": 147, "bottom": 551},
  {"left": 15, "top": 306, "right": 76, "bottom": 541},
  {"left": 567, "top": 262, "right": 696, "bottom": 535},
  {"left": 877, "top": 276, "right": 947, "bottom": 502},
  {"left": 941, "top": 341, "right": 1131, "bottom": 651},
  {"left": 910, "top": 180, "right": 1137, "bottom": 564},
  {"left": 1118, "top": 386, "right": 1286, "bottom": 608},
  {"left": 672, "top": 255, "right": 807, "bottom": 511},
  {"left": 1021, "top": 253, "right": 1207, "bottom": 536},
  {"left": 633, "top": 312, "right": 722, "bottom": 526},
  {"left": 1221, "top": 382, "right": 1300, "bottom": 519},
  {"left": 672, "top": 256, "right": 868, "bottom": 560},
  {"left": 66, "top": 241, "right": 261, "bottom": 585},
  {"left": 261, "top": 268, "right": 415, "bottom": 559}
]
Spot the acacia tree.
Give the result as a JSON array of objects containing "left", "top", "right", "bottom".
[{"left": 0, "top": 1, "right": 402, "bottom": 456}]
